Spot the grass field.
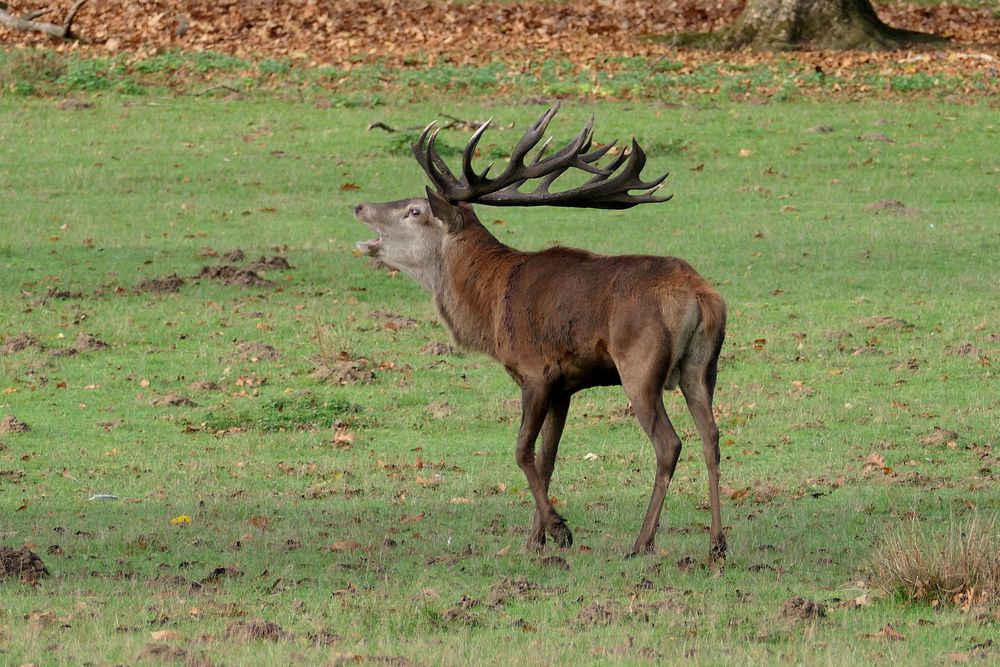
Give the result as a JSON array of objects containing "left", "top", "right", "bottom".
[{"left": 1, "top": 55, "right": 998, "bottom": 665}]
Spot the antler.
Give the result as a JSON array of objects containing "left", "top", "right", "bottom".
[{"left": 412, "top": 102, "right": 671, "bottom": 210}]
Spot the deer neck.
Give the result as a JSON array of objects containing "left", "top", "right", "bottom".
[{"left": 434, "top": 221, "right": 516, "bottom": 357}]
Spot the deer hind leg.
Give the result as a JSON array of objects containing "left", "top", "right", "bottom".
[
  {"left": 527, "top": 395, "right": 571, "bottom": 551},
  {"left": 620, "top": 367, "right": 683, "bottom": 557},
  {"left": 680, "top": 360, "right": 726, "bottom": 561},
  {"left": 516, "top": 387, "right": 573, "bottom": 549}
]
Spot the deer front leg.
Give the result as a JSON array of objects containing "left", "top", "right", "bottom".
[
  {"left": 516, "top": 387, "right": 573, "bottom": 550},
  {"left": 527, "top": 396, "right": 571, "bottom": 551}
]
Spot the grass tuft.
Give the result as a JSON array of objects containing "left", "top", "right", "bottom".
[
  {"left": 871, "top": 514, "right": 1000, "bottom": 610},
  {"left": 200, "top": 394, "right": 360, "bottom": 433}
]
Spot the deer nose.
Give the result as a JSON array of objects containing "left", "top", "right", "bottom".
[{"left": 354, "top": 204, "right": 364, "bottom": 216}]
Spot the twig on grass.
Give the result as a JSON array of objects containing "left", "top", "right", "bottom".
[
  {"left": 190, "top": 85, "right": 244, "bottom": 98},
  {"left": 368, "top": 115, "right": 513, "bottom": 134}
]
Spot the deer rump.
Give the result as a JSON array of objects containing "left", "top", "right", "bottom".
[{"left": 354, "top": 104, "right": 727, "bottom": 560}]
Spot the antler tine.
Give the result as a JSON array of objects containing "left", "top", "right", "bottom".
[
  {"left": 525, "top": 114, "right": 593, "bottom": 174},
  {"left": 461, "top": 118, "right": 495, "bottom": 189},
  {"left": 597, "top": 140, "right": 666, "bottom": 192},
  {"left": 530, "top": 136, "right": 554, "bottom": 165},
  {"left": 414, "top": 122, "right": 468, "bottom": 200},
  {"left": 507, "top": 104, "right": 561, "bottom": 168},
  {"left": 580, "top": 142, "right": 618, "bottom": 168}
]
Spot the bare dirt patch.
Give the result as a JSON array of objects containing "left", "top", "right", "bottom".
[
  {"left": 370, "top": 310, "right": 419, "bottom": 330},
  {"left": 864, "top": 199, "right": 918, "bottom": 216},
  {"left": 222, "top": 619, "right": 287, "bottom": 642},
  {"left": 149, "top": 393, "right": 197, "bottom": 407},
  {"left": 539, "top": 555, "right": 570, "bottom": 570},
  {"left": 98, "top": 419, "right": 124, "bottom": 431},
  {"left": 425, "top": 401, "right": 453, "bottom": 419},
  {"left": 247, "top": 255, "right": 293, "bottom": 272},
  {"left": 778, "top": 596, "right": 827, "bottom": 622},
  {"left": 73, "top": 332, "right": 110, "bottom": 350},
  {"left": 441, "top": 605, "right": 479, "bottom": 626},
  {"left": 137, "top": 644, "right": 214, "bottom": 665},
  {"left": 56, "top": 98, "right": 94, "bottom": 111},
  {"left": 889, "top": 358, "right": 920, "bottom": 372},
  {"left": 235, "top": 341, "right": 280, "bottom": 362},
  {"left": 44, "top": 288, "right": 83, "bottom": 300},
  {"left": 487, "top": 577, "right": 541, "bottom": 608},
  {"left": 918, "top": 427, "right": 959, "bottom": 446},
  {"left": 0, "top": 546, "right": 50, "bottom": 583},
  {"left": 947, "top": 342, "right": 984, "bottom": 358},
  {"left": 0, "top": 415, "right": 30, "bottom": 434},
  {"left": 188, "top": 380, "right": 221, "bottom": 391},
  {"left": 198, "top": 265, "right": 273, "bottom": 287},
  {"left": 860, "top": 132, "right": 895, "bottom": 144},
  {"left": 51, "top": 331, "right": 110, "bottom": 357},
  {"left": 858, "top": 315, "right": 913, "bottom": 330},
  {"left": 310, "top": 358, "right": 374, "bottom": 386},
  {"left": 1, "top": 333, "right": 41, "bottom": 355},
  {"left": 136, "top": 273, "right": 186, "bottom": 293},
  {"left": 577, "top": 601, "right": 619, "bottom": 626},
  {"left": 419, "top": 341, "right": 455, "bottom": 355}
]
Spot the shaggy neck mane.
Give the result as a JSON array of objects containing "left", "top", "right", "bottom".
[{"left": 434, "top": 219, "right": 518, "bottom": 357}]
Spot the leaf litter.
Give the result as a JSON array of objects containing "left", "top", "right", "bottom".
[{"left": 2, "top": 0, "right": 998, "bottom": 97}]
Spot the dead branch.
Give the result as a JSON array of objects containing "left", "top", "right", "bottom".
[
  {"left": 368, "top": 115, "right": 512, "bottom": 134},
  {"left": 189, "top": 85, "right": 244, "bottom": 98},
  {"left": 368, "top": 121, "right": 413, "bottom": 133},
  {"left": 0, "top": 0, "right": 89, "bottom": 40}
]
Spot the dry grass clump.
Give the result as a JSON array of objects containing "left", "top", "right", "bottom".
[{"left": 871, "top": 514, "right": 999, "bottom": 611}]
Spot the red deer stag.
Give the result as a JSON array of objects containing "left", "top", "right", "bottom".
[{"left": 354, "top": 104, "right": 727, "bottom": 558}]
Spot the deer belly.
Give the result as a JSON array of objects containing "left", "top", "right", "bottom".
[{"left": 557, "top": 352, "right": 621, "bottom": 391}]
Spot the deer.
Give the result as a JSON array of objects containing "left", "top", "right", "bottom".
[{"left": 354, "top": 104, "right": 727, "bottom": 559}]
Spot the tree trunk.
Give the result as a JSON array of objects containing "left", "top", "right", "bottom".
[{"left": 680, "top": 0, "right": 945, "bottom": 50}]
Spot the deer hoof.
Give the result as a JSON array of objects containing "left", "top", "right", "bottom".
[
  {"left": 526, "top": 533, "right": 546, "bottom": 552},
  {"left": 625, "top": 542, "right": 655, "bottom": 559},
  {"left": 549, "top": 521, "right": 573, "bottom": 549},
  {"left": 710, "top": 536, "right": 728, "bottom": 561}
]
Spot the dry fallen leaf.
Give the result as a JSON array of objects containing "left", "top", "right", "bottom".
[
  {"left": 721, "top": 486, "right": 749, "bottom": 500},
  {"left": 249, "top": 515, "right": 270, "bottom": 530},
  {"left": 864, "top": 623, "right": 906, "bottom": 641}
]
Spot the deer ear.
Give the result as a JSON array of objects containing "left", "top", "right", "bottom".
[{"left": 426, "top": 187, "right": 463, "bottom": 233}]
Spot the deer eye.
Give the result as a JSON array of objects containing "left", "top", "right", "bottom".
[{"left": 407, "top": 207, "right": 421, "bottom": 218}]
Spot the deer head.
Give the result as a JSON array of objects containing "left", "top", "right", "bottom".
[
  {"left": 354, "top": 194, "right": 449, "bottom": 291},
  {"left": 355, "top": 103, "right": 671, "bottom": 286}
]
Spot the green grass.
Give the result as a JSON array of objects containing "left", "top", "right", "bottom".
[{"left": 0, "top": 87, "right": 997, "bottom": 665}]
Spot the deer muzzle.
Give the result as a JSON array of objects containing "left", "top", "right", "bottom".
[{"left": 353, "top": 204, "right": 383, "bottom": 256}]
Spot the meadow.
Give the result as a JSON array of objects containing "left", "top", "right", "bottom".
[{"left": 0, "top": 51, "right": 997, "bottom": 665}]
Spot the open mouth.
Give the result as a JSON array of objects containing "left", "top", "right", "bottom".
[{"left": 355, "top": 235, "right": 382, "bottom": 256}]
